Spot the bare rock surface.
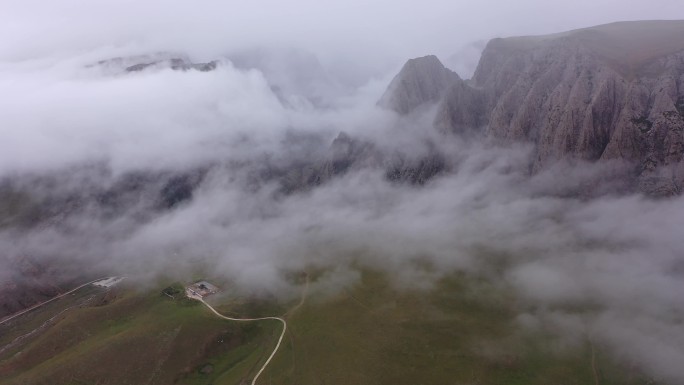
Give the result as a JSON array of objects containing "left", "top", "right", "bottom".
[
  {"left": 384, "top": 21, "right": 684, "bottom": 195},
  {"left": 378, "top": 55, "right": 461, "bottom": 114}
]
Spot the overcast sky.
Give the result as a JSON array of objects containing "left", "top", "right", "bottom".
[{"left": 2, "top": 0, "right": 684, "bottom": 74}]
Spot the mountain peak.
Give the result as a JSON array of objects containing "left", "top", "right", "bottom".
[{"left": 378, "top": 55, "right": 461, "bottom": 114}]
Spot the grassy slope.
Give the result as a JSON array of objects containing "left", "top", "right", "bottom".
[
  {"left": 264, "top": 270, "right": 646, "bottom": 385},
  {"left": 0, "top": 285, "right": 100, "bottom": 350},
  {"left": 0, "top": 286, "right": 275, "bottom": 385},
  {"left": 0, "top": 271, "right": 653, "bottom": 385}
]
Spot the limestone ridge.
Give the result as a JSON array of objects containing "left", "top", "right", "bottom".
[
  {"left": 386, "top": 21, "right": 684, "bottom": 195},
  {"left": 378, "top": 55, "right": 461, "bottom": 114}
]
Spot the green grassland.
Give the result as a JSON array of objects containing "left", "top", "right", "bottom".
[
  {"left": 0, "top": 271, "right": 653, "bottom": 385},
  {"left": 0, "top": 285, "right": 101, "bottom": 351},
  {"left": 263, "top": 270, "right": 648, "bottom": 385},
  {"left": 0, "top": 284, "right": 277, "bottom": 385}
]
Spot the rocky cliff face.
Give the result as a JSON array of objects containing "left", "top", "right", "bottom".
[
  {"left": 385, "top": 21, "right": 684, "bottom": 195},
  {"left": 252, "top": 131, "right": 447, "bottom": 194},
  {"left": 378, "top": 55, "right": 461, "bottom": 114}
]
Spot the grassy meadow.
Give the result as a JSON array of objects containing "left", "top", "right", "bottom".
[{"left": 0, "top": 270, "right": 652, "bottom": 385}]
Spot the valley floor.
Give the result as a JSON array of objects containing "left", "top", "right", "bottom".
[{"left": 0, "top": 271, "right": 656, "bottom": 385}]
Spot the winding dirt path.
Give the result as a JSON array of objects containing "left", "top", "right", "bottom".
[{"left": 192, "top": 297, "right": 287, "bottom": 385}]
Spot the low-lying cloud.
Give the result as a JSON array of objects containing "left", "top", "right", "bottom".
[
  {"left": 2, "top": 2, "right": 684, "bottom": 382},
  {"left": 3, "top": 123, "right": 683, "bottom": 381}
]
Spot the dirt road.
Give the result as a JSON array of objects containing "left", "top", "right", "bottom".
[
  {"left": 0, "top": 277, "right": 116, "bottom": 326},
  {"left": 191, "top": 295, "right": 287, "bottom": 385}
]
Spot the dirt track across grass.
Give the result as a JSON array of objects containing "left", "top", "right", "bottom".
[{"left": 190, "top": 294, "right": 287, "bottom": 385}]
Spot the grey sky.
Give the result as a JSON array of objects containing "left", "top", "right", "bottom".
[{"left": 2, "top": 0, "right": 684, "bottom": 74}]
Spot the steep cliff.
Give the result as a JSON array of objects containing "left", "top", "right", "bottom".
[
  {"left": 378, "top": 55, "right": 461, "bottom": 114},
  {"left": 384, "top": 21, "right": 684, "bottom": 195}
]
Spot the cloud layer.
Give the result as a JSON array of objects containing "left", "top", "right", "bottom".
[{"left": 2, "top": 2, "right": 684, "bottom": 382}]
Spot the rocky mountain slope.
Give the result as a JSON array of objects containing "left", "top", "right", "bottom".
[
  {"left": 378, "top": 55, "right": 461, "bottom": 114},
  {"left": 382, "top": 21, "right": 684, "bottom": 195},
  {"left": 6, "top": 20, "right": 683, "bottom": 318}
]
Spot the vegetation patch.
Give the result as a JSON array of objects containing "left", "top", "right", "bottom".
[{"left": 161, "top": 284, "right": 183, "bottom": 299}]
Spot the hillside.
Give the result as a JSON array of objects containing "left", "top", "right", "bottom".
[{"left": 0, "top": 271, "right": 656, "bottom": 385}]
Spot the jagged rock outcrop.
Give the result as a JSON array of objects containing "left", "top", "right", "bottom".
[
  {"left": 275, "top": 131, "right": 445, "bottom": 193},
  {"left": 124, "top": 58, "right": 217, "bottom": 73},
  {"left": 275, "top": 132, "right": 379, "bottom": 193},
  {"left": 378, "top": 55, "right": 461, "bottom": 114},
  {"left": 251, "top": 131, "right": 448, "bottom": 194},
  {"left": 387, "top": 21, "right": 684, "bottom": 195},
  {"left": 93, "top": 54, "right": 218, "bottom": 74},
  {"left": 385, "top": 147, "right": 448, "bottom": 185}
]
